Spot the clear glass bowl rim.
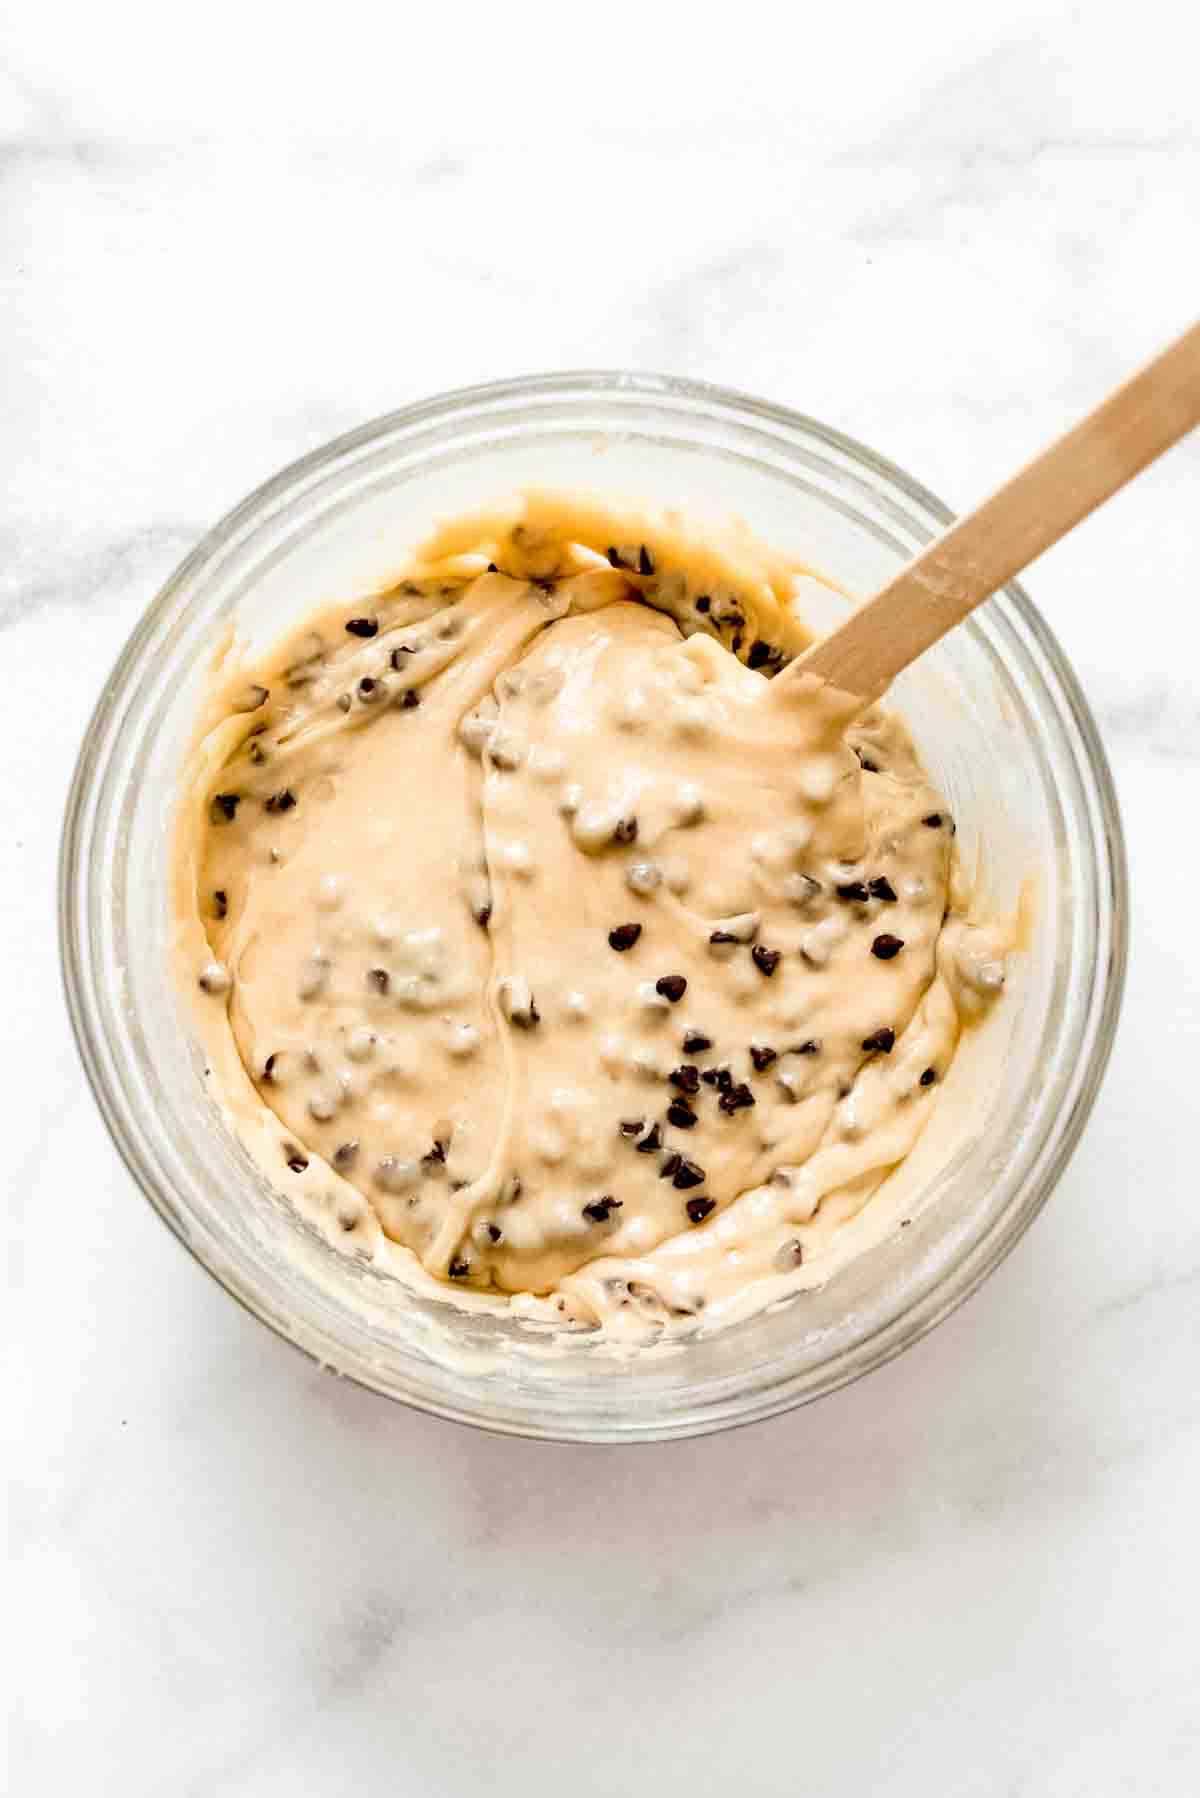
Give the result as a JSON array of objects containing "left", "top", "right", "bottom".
[{"left": 59, "top": 368, "right": 1129, "bottom": 1441}]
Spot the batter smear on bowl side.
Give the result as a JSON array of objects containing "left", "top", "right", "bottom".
[{"left": 176, "top": 492, "right": 1009, "bottom": 1338}]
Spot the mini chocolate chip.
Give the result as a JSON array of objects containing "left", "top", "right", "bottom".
[
  {"left": 486, "top": 1222, "right": 503, "bottom": 1242},
  {"left": 701, "top": 1066, "right": 733, "bottom": 1091},
  {"left": 613, "top": 817, "right": 639, "bottom": 845},
  {"left": 422, "top": 1139, "right": 447, "bottom": 1166},
  {"left": 709, "top": 929, "right": 738, "bottom": 947},
  {"left": 796, "top": 1039, "right": 821, "bottom": 1056},
  {"left": 606, "top": 546, "right": 626, "bottom": 569},
  {"left": 284, "top": 1146, "right": 308, "bottom": 1173},
  {"left": 836, "top": 880, "right": 870, "bottom": 902},
  {"left": 333, "top": 1140, "right": 359, "bottom": 1169},
  {"left": 747, "top": 639, "right": 771, "bottom": 669},
  {"left": 619, "top": 1119, "right": 644, "bottom": 1137},
  {"left": 682, "top": 1032, "right": 712, "bottom": 1054},
  {"left": 685, "top": 1196, "right": 716, "bottom": 1224},
  {"left": 474, "top": 904, "right": 492, "bottom": 929},
  {"left": 695, "top": 595, "right": 711, "bottom": 613},
  {"left": 871, "top": 934, "right": 904, "bottom": 960},
  {"left": 868, "top": 876, "right": 898, "bottom": 902},
  {"left": 608, "top": 923, "right": 642, "bottom": 951},
  {"left": 448, "top": 1259, "right": 470, "bottom": 1279},
  {"left": 390, "top": 644, "right": 416, "bottom": 670},
  {"left": 669, "top": 1064, "right": 700, "bottom": 1094},
  {"left": 397, "top": 689, "right": 420, "bottom": 710},
  {"left": 486, "top": 562, "right": 498, "bottom": 573},
  {"left": 367, "top": 967, "right": 390, "bottom": 994},
  {"left": 861, "top": 1027, "right": 896, "bottom": 1053},
  {"left": 750, "top": 1045, "right": 778, "bottom": 1072},
  {"left": 638, "top": 544, "right": 654, "bottom": 576},
  {"left": 751, "top": 945, "right": 781, "bottom": 977},
  {"left": 582, "top": 1195, "right": 621, "bottom": 1223},
  {"left": 345, "top": 617, "right": 378, "bottom": 637},
  {"left": 262, "top": 1054, "right": 276, "bottom": 1081},
  {"left": 922, "top": 813, "right": 943, "bottom": 828},
  {"left": 635, "top": 1123, "right": 663, "bottom": 1153},
  {"left": 919, "top": 1067, "right": 937, "bottom": 1087},
  {"left": 666, "top": 1101, "right": 698, "bottom": 1129},
  {"left": 210, "top": 793, "right": 240, "bottom": 823},
  {"left": 718, "top": 1082, "right": 756, "bottom": 1114},
  {"left": 264, "top": 788, "right": 296, "bottom": 813},
  {"left": 660, "top": 1153, "right": 682, "bottom": 1180},
  {"left": 212, "top": 889, "right": 228, "bottom": 919},
  {"left": 656, "top": 975, "right": 687, "bottom": 1003},
  {"left": 673, "top": 1159, "right": 706, "bottom": 1191}
]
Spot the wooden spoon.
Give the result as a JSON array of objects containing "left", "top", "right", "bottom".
[{"left": 796, "top": 319, "right": 1200, "bottom": 702}]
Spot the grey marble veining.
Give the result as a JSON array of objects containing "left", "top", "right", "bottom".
[{"left": 6, "top": 3, "right": 1200, "bottom": 1792}]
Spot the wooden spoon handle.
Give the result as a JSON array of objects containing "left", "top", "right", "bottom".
[{"left": 797, "top": 319, "right": 1200, "bottom": 701}]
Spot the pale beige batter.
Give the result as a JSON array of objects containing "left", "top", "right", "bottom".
[{"left": 176, "top": 493, "right": 1008, "bottom": 1337}]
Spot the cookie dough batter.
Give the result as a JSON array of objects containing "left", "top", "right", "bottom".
[{"left": 176, "top": 493, "right": 1008, "bottom": 1335}]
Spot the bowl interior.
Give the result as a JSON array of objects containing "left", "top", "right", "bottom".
[{"left": 61, "top": 375, "right": 1125, "bottom": 1440}]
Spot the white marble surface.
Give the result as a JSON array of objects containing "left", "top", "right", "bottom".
[{"left": 6, "top": 2, "right": 1200, "bottom": 1790}]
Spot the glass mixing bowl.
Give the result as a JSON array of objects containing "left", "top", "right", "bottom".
[{"left": 59, "top": 373, "right": 1127, "bottom": 1442}]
